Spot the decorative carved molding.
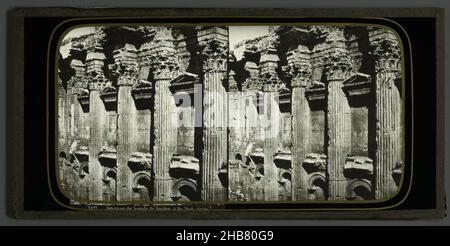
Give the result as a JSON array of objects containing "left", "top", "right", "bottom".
[
  {"left": 261, "top": 73, "right": 284, "bottom": 92},
  {"left": 150, "top": 54, "right": 180, "bottom": 80},
  {"left": 323, "top": 51, "right": 353, "bottom": 82},
  {"left": 199, "top": 39, "right": 228, "bottom": 73},
  {"left": 117, "top": 66, "right": 139, "bottom": 86},
  {"left": 373, "top": 39, "right": 401, "bottom": 77},
  {"left": 87, "top": 71, "right": 106, "bottom": 91},
  {"left": 283, "top": 63, "right": 312, "bottom": 87}
]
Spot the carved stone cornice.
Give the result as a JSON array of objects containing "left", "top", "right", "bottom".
[
  {"left": 372, "top": 39, "right": 401, "bottom": 76},
  {"left": 323, "top": 51, "right": 352, "bottom": 82},
  {"left": 199, "top": 39, "right": 228, "bottom": 73}
]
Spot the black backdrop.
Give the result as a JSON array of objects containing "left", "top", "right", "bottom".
[{"left": 23, "top": 16, "right": 435, "bottom": 211}]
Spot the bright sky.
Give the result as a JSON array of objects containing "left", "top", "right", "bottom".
[
  {"left": 229, "top": 26, "right": 269, "bottom": 50},
  {"left": 61, "top": 25, "right": 269, "bottom": 50},
  {"left": 63, "top": 26, "right": 95, "bottom": 41}
]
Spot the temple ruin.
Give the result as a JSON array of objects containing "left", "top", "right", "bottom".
[{"left": 58, "top": 25, "right": 403, "bottom": 204}]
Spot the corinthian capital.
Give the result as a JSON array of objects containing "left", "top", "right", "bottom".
[
  {"left": 199, "top": 39, "right": 228, "bottom": 73},
  {"left": 150, "top": 55, "right": 180, "bottom": 80},
  {"left": 323, "top": 51, "right": 352, "bottom": 82},
  {"left": 373, "top": 39, "right": 401, "bottom": 75},
  {"left": 87, "top": 71, "right": 106, "bottom": 91},
  {"left": 117, "top": 65, "right": 139, "bottom": 86},
  {"left": 283, "top": 63, "right": 312, "bottom": 87}
]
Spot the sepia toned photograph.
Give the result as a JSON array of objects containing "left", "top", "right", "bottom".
[{"left": 57, "top": 24, "right": 404, "bottom": 207}]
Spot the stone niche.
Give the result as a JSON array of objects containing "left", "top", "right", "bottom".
[
  {"left": 342, "top": 73, "right": 373, "bottom": 157},
  {"left": 342, "top": 72, "right": 376, "bottom": 200},
  {"left": 128, "top": 152, "right": 153, "bottom": 201},
  {"left": 132, "top": 80, "right": 153, "bottom": 153},
  {"left": 302, "top": 153, "right": 327, "bottom": 200},
  {"left": 170, "top": 72, "right": 202, "bottom": 157},
  {"left": 305, "top": 81, "right": 326, "bottom": 154}
]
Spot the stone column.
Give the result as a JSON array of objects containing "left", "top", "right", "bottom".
[
  {"left": 88, "top": 75, "right": 105, "bottom": 202},
  {"left": 286, "top": 46, "right": 312, "bottom": 200},
  {"left": 86, "top": 33, "right": 107, "bottom": 201},
  {"left": 198, "top": 27, "right": 229, "bottom": 201},
  {"left": 115, "top": 44, "right": 139, "bottom": 201},
  {"left": 372, "top": 34, "right": 402, "bottom": 200},
  {"left": 263, "top": 88, "right": 280, "bottom": 201},
  {"left": 260, "top": 35, "right": 282, "bottom": 201},
  {"left": 150, "top": 27, "right": 180, "bottom": 201},
  {"left": 324, "top": 51, "right": 353, "bottom": 201}
]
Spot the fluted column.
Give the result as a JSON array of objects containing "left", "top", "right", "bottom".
[
  {"left": 88, "top": 76, "right": 105, "bottom": 201},
  {"left": 287, "top": 59, "right": 312, "bottom": 201},
  {"left": 116, "top": 62, "right": 138, "bottom": 201},
  {"left": 86, "top": 31, "right": 107, "bottom": 202},
  {"left": 263, "top": 89, "right": 280, "bottom": 201},
  {"left": 199, "top": 28, "right": 229, "bottom": 201},
  {"left": 260, "top": 34, "right": 282, "bottom": 201},
  {"left": 151, "top": 27, "right": 180, "bottom": 201},
  {"left": 373, "top": 37, "right": 402, "bottom": 200},
  {"left": 324, "top": 51, "right": 353, "bottom": 200}
]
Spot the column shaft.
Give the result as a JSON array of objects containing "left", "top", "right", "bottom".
[
  {"left": 201, "top": 72, "right": 228, "bottom": 201},
  {"left": 292, "top": 85, "right": 311, "bottom": 200},
  {"left": 153, "top": 78, "right": 177, "bottom": 201},
  {"left": 117, "top": 85, "right": 136, "bottom": 201},
  {"left": 88, "top": 89, "right": 105, "bottom": 201},
  {"left": 327, "top": 81, "right": 351, "bottom": 200}
]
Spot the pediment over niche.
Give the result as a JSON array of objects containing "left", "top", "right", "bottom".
[
  {"left": 100, "top": 85, "right": 117, "bottom": 104},
  {"left": 342, "top": 73, "right": 372, "bottom": 97},
  {"left": 131, "top": 80, "right": 153, "bottom": 100},
  {"left": 169, "top": 72, "right": 200, "bottom": 94},
  {"left": 305, "top": 81, "right": 325, "bottom": 101}
]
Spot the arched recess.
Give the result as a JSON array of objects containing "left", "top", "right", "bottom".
[
  {"left": 255, "top": 163, "right": 264, "bottom": 180},
  {"left": 78, "top": 161, "right": 89, "bottom": 179},
  {"left": 307, "top": 173, "right": 327, "bottom": 200},
  {"left": 102, "top": 168, "right": 117, "bottom": 201},
  {"left": 278, "top": 169, "right": 292, "bottom": 201},
  {"left": 132, "top": 171, "right": 153, "bottom": 201},
  {"left": 171, "top": 178, "right": 199, "bottom": 201},
  {"left": 346, "top": 179, "right": 373, "bottom": 200}
]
